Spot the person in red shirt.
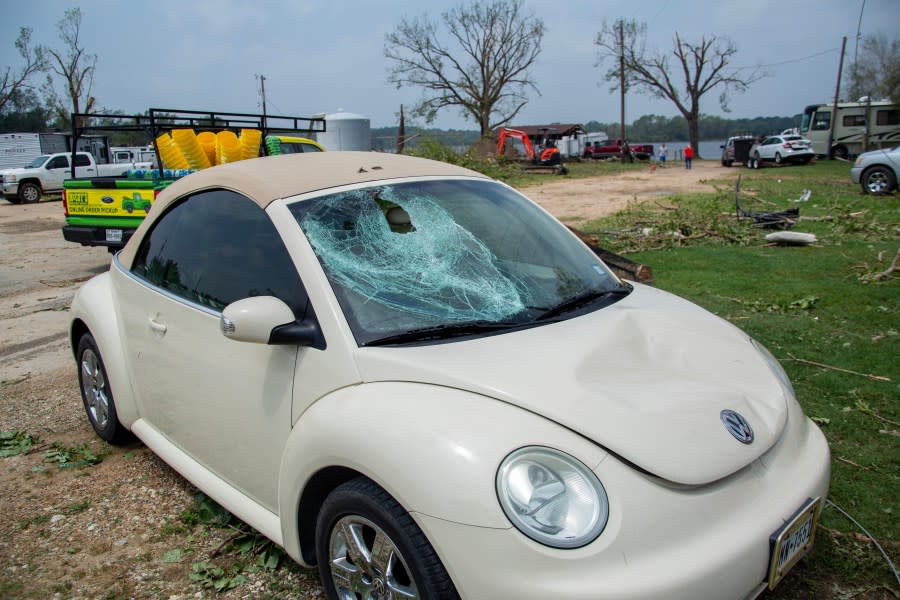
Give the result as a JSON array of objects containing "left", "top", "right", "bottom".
[{"left": 684, "top": 144, "right": 694, "bottom": 170}]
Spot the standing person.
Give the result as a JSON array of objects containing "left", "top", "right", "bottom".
[
  {"left": 621, "top": 139, "right": 633, "bottom": 163},
  {"left": 658, "top": 143, "right": 667, "bottom": 167},
  {"left": 684, "top": 144, "right": 694, "bottom": 170}
]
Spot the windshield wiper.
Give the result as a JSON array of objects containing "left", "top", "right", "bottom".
[
  {"left": 364, "top": 320, "right": 522, "bottom": 346},
  {"left": 536, "top": 286, "right": 631, "bottom": 321}
]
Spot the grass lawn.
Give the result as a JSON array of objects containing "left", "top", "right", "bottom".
[{"left": 577, "top": 159, "right": 899, "bottom": 598}]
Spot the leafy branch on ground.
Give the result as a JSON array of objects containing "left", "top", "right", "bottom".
[
  {"left": 0, "top": 430, "right": 37, "bottom": 457},
  {"left": 178, "top": 493, "right": 288, "bottom": 593},
  {"left": 43, "top": 441, "right": 106, "bottom": 468},
  {"left": 189, "top": 561, "right": 248, "bottom": 593},
  {"left": 584, "top": 192, "right": 757, "bottom": 253}
]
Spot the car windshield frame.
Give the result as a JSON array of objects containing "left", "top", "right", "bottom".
[{"left": 288, "top": 177, "right": 629, "bottom": 346}]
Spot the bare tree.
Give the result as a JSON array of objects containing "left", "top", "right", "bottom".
[
  {"left": 595, "top": 19, "right": 762, "bottom": 157},
  {"left": 845, "top": 33, "right": 900, "bottom": 104},
  {"left": 44, "top": 8, "right": 97, "bottom": 128},
  {"left": 385, "top": 0, "right": 544, "bottom": 136},
  {"left": 0, "top": 27, "right": 47, "bottom": 115}
]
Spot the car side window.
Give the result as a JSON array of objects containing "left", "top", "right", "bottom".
[
  {"left": 74, "top": 154, "right": 92, "bottom": 167},
  {"left": 131, "top": 189, "right": 309, "bottom": 317}
]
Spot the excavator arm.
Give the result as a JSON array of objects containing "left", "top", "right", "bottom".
[{"left": 497, "top": 128, "right": 535, "bottom": 160}]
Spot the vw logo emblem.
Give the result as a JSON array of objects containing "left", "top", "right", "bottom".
[{"left": 721, "top": 409, "right": 754, "bottom": 444}]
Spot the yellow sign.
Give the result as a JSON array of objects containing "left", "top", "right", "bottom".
[{"left": 66, "top": 187, "right": 155, "bottom": 217}]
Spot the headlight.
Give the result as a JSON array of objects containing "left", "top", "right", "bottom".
[
  {"left": 496, "top": 446, "right": 608, "bottom": 549},
  {"left": 751, "top": 338, "right": 795, "bottom": 400}
]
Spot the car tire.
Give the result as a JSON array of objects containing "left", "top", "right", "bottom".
[
  {"left": 774, "top": 152, "right": 783, "bottom": 165},
  {"left": 316, "top": 477, "right": 459, "bottom": 600},
  {"left": 18, "top": 182, "right": 41, "bottom": 203},
  {"left": 76, "top": 333, "right": 132, "bottom": 444},
  {"left": 861, "top": 166, "right": 897, "bottom": 195}
]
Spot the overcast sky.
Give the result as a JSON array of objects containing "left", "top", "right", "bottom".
[{"left": 3, "top": 1, "right": 898, "bottom": 131}]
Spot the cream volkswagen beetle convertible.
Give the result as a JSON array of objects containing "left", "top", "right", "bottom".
[{"left": 70, "top": 152, "right": 830, "bottom": 600}]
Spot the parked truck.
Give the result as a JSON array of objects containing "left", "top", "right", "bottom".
[
  {"left": 583, "top": 138, "right": 655, "bottom": 161},
  {"left": 0, "top": 132, "right": 111, "bottom": 170},
  {"left": 62, "top": 108, "right": 326, "bottom": 250},
  {"left": 2, "top": 151, "right": 148, "bottom": 204}
]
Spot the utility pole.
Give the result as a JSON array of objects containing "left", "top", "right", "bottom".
[
  {"left": 826, "top": 37, "right": 846, "bottom": 160},
  {"left": 618, "top": 20, "right": 626, "bottom": 143},
  {"left": 256, "top": 74, "right": 268, "bottom": 128}
]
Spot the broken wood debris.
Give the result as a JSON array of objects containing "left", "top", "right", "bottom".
[{"left": 567, "top": 226, "right": 654, "bottom": 284}]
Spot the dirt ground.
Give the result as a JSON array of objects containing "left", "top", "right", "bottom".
[{"left": 2, "top": 161, "right": 853, "bottom": 600}]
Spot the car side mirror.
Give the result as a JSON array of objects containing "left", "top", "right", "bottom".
[{"left": 220, "top": 296, "right": 325, "bottom": 349}]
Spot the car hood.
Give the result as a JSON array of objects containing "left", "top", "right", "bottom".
[{"left": 352, "top": 284, "right": 789, "bottom": 485}]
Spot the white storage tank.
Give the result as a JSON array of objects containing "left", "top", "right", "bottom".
[{"left": 316, "top": 110, "right": 371, "bottom": 151}]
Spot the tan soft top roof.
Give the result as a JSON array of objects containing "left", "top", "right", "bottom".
[{"left": 119, "top": 151, "right": 488, "bottom": 267}]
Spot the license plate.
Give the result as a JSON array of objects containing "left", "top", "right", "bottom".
[
  {"left": 105, "top": 229, "right": 123, "bottom": 243},
  {"left": 767, "top": 497, "right": 821, "bottom": 590}
]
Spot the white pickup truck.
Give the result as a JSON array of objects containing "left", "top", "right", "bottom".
[{"left": 1, "top": 152, "right": 148, "bottom": 204}]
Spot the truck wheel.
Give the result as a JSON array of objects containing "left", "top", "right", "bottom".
[
  {"left": 18, "top": 182, "right": 41, "bottom": 203},
  {"left": 316, "top": 477, "right": 459, "bottom": 600}
]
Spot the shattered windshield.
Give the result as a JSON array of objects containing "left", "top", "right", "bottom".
[{"left": 290, "top": 178, "right": 627, "bottom": 345}]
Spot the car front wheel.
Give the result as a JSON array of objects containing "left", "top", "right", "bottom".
[
  {"left": 77, "top": 333, "right": 132, "bottom": 444},
  {"left": 316, "top": 477, "right": 459, "bottom": 600},
  {"left": 861, "top": 166, "right": 897, "bottom": 195}
]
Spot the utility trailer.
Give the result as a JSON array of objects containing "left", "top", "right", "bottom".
[{"left": 62, "top": 108, "right": 326, "bottom": 250}]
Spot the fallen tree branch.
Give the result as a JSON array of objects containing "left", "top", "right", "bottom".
[
  {"left": 872, "top": 247, "right": 900, "bottom": 281},
  {"left": 817, "top": 525, "right": 891, "bottom": 547},
  {"left": 786, "top": 353, "right": 891, "bottom": 382},
  {"left": 210, "top": 530, "right": 244, "bottom": 558},
  {"left": 836, "top": 456, "right": 871, "bottom": 471}
]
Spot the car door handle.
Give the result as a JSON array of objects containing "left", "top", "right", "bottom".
[{"left": 148, "top": 317, "right": 168, "bottom": 335}]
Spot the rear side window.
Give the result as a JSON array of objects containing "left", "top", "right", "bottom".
[
  {"left": 74, "top": 154, "right": 92, "bottom": 167},
  {"left": 876, "top": 110, "right": 899, "bottom": 126},
  {"left": 131, "top": 189, "right": 309, "bottom": 317}
]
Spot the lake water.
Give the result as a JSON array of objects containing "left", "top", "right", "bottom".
[{"left": 650, "top": 141, "right": 725, "bottom": 160}]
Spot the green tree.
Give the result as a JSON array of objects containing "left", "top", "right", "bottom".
[
  {"left": 385, "top": 0, "right": 545, "bottom": 136},
  {"left": 595, "top": 19, "right": 763, "bottom": 157},
  {"left": 43, "top": 8, "right": 97, "bottom": 130},
  {"left": 0, "top": 27, "right": 47, "bottom": 116},
  {"left": 845, "top": 33, "right": 900, "bottom": 104}
]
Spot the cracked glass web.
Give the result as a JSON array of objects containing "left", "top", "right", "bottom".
[{"left": 299, "top": 187, "right": 530, "bottom": 323}]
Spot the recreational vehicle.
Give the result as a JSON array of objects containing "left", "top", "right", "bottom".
[{"left": 799, "top": 99, "right": 900, "bottom": 158}]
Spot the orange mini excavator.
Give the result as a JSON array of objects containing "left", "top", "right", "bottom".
[{"left": 497, "top": 128, "right": 562, "bottom": 166}]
